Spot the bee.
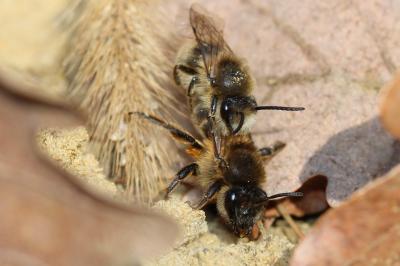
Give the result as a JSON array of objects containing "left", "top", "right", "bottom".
[
  {"left": 130, "top": 112, "right": 302, "bottom": 237},
  {"left": 174, "top": 5, "right": 304, "bottom": 139}
]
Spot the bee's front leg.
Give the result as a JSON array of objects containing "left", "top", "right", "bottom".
[
  {"left": 188, "top": 179, "right": 223, "bottom": 209},
  {"left": 209, "top": 95, "right": 218, "bottom": 118},
  {"left": 206, "top": 104, "right": 229, "bottom": 171},
  {"left": 166, "top": 163, "right": 198, "bottom": 197}
]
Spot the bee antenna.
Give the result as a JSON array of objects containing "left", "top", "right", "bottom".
[
  {"left": 253, "top": 192, "right": 303, "bottom": 207},
  {"left": 255, "top": 106, "right": 305, "bottom": 111},
  {"left": 266, "top": 191, "right": 303, "bottom": 200}
]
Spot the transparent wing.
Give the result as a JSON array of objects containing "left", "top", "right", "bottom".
[{"left": 189, "top": 4, "right": 233, "bottom": 79}]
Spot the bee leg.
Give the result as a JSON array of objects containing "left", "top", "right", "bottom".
[
  {"left": 129, "top": 112, "right": 204, "bottom": 151},
  {"left": 206, "top": 95, "right": 218, "bottom": 135},
  {"left": 173, "top": 65, "right": 180, "bottom": 85},
  {"left": 259, "top": 141, "right": 286, "bottom": 161},
  {"left": 230, "top": 112, "right": 245, "bottom": 135},
  {"left": 166, "top": 163, "right": 198, "bottom": 196},
  {"left": 206, "top": 115, "right": 228, "bottom": 171},
  {"left": 187, "top": 76, "right": 198, "bottom": 96},
  {"left": 173, "top": 64, "right": 198, "bottom": 93},
  {"left": 210, "top": 95, "right": 218, "bottom": 117},
  {"left": 189, "top": 179, "right": 223, "bottom": 209},
  {"left": 206, "top": 96, "right": 229, "bottom": 170}
]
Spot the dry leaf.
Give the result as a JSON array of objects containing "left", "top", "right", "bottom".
[
  {"left": 0, "top": 72, "right": 179, "bottom": 266},
  {"left": 290, "top": 165, "right": 400, "bottom": 266},
  {"left": 380, "top": 72, "right": 400, "bottom": 139},
  {"left": 264, "top": 175, "right": 329, "bottom": 218}
]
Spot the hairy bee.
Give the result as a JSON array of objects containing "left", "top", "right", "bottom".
[
  {"left": 173, "top": 5, "right": 304, "bottom": 138},
  {"left": 130, "top": 112, "right": 302, "bottom": 237}
]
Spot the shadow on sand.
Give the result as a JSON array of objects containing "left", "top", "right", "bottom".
[{"left": 298, "top": 117, "right": 400, "bottom": 204}]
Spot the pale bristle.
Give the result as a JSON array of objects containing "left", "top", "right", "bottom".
[{"left": 62, "top": 0, "right": 188, "bottom": 203}]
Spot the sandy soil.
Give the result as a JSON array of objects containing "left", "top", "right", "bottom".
[{"left": 148, "top": 198, "right": 294, "bottom": 266}]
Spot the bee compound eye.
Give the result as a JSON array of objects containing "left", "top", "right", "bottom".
[
  {"left": 220, "top": 99, "right": 233, "bottom": 130},
  {"left": 221, "top": 99, "right": 231, "bottom": 116},
  {"left": 229, "top": 192, "right": 237, "bottom": 201}
]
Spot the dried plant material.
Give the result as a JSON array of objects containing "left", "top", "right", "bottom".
[
  {"left": 275, "top": 205, "right": 305, "bottom": 241},
  {"left": 0, "top": 73, "right": 179, "bottom": 265},
  {"left": 146, "top": 199, "right": 294, "bottom": 266},
  {"left": 265, "top": 175, "right": 329, "bottom": 218},
  {"left": 380, "top": 72, "right": 400, "bottom": 139},
  {"left": 62, "top": 0, "right": 189, "bottom": 203},
  {"left": 291, "top": 165, "right": 400, "bottom": 266}
]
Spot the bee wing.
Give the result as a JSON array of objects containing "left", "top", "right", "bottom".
[{"left": 189, "top": 4, "right": 233, "bottom": 79}]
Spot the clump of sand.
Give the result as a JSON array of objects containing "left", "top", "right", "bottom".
[
  {"left": 37, "top": 127, "right": 120, "bottom": 198},
  {"left": 148, "top": 198, "right": 294, "bottom": 266},
  {"left": 153, "top": 197, "right": 209, "bottom": 246}
]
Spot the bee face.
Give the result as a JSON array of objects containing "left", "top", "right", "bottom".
[{"left": 224, "top": 186, "right": 266, "bottom": 236}]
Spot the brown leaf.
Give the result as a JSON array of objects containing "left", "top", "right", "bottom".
[
  {"left": 380, "top": 72, "right": 400, "bottom": 139},
  {"left": 290, "top": 165, "right": 400, "bottom": 266},
  {"left": 0, "top": 72, "right": 179, "bottom": 266},
  {"left": 264, "top": 175, "right": 329, "bottom": 218}
]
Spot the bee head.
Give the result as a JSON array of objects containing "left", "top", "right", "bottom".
[
  {"left": 220, "top": 96, "right": 257, "bottom": 134},
  {"left": 222, "top": 186, "right": 304, "bottom": 237},
  {"left": 223, "top": 185, "right": 266, "bottom": 237},
  {"left": 220, "top": 95, "right": 306, "bottom": 135}
]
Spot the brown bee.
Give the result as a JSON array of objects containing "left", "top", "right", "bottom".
[
  {"left": 130, "top": 112, "right": 302, "bottom": 237},
  {"left": 173, "top": 5, "right": 304, "bottom": 138}
]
